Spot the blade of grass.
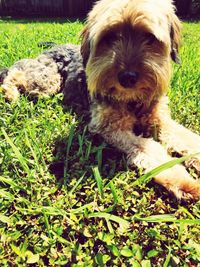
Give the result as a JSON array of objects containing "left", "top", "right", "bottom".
[
  {"left": 64, "top": 122, "right": 76, "bottom": 184},
  {"left": 24, "top": 131, "right": 41, "bottom": 172},
  {"left": 77, "top": 134, "right": 83, "bottom": 156},
  {"left": 85, "top": 141, "right": 92, "bottom": 161},
  {"left": 0, "top": 214, "right": 12, "bottom": 224},
  {"left": 96, "top": 147, "right": 103, "bottom": 171},
  {"left": 109, "top": 181, "right": 118, "bottom": 205},
  {"left": 163, "top": 248, "right": 172, "bottom": 267},
  {"left": 66, "top": 122, "right": 76, "bottom": 156},
  {"left": 77, "top": 126, "right": 87, "bottom": 157},
  {"left": 16, "top": 206, "right": 67, "bottom": 216},
  {"left": 88, "top": 212, "right": 130, "bottom": 229},
  {"left": 0, "top": 189, "right": 14, "bottom": 200},
  {"left": 2, "top": 127, "right": 31, "bottom": 175},
  {"left": 0, "top": 176, "right": 24, "bottom": 190},
  {"left": 178, "top": 207, "right": 195, "bottom": 219},
  {"left": 52, "top": 231, "right": 72, "bottom": 245},
  {"left": 134, "top": 214, "right": 200, "bottom": 224},
  {"left": 88, "top": 212, "right": 200, "bottom": 225},
  {"left": 42, "top": 209, "right": 52, "bottom": 238},
  {"left": 92, "top": 166, "right": 104, "bottom": 199},
  {"left": 135, "top": 152, "right": 200, "bottom": 186},
  {"left": 70, "top": 202, "right": 95, "bottom": 213},
  {"left": 69, "top": 172, "right": 86, "bottom": 195},
  {"left": 106, "top": 219, "right": 114, "bottom": 234},
  {"left": 27, "top": 127, "right": 47, "bottom": 170}
]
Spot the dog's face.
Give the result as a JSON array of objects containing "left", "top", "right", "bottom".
[{"left": 81, "top": 0, "right": 181, "bottom": 105}]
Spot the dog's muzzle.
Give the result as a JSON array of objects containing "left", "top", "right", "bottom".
[{"left": 118, "top": 71, "right": 139, "bottom": 88}]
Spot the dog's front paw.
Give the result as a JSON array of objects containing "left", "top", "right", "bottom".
[
  {"left": 168, "top": 179, "right": 200, "bottom": 200},
  {"left": 154, "top": 165, "right": 200, "bottom": 200}
]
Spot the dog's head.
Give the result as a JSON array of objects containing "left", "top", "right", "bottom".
[{"left": 81, "top": 0, "right": 181, "bottom": 105}]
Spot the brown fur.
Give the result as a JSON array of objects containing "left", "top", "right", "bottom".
[
  {"left": 2, "top": 55, "right": 61, "bottom": 101},
  {"left": 82, "top": 0, "right": 200, "bottom": 199}
]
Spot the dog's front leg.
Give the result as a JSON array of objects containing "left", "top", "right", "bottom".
[
  {"left": 159, "top": 118, "right": 200, "bottom": 171},
  {"left": 148, "top": 97, "right": 200, "bottom": 173},
  {"left": 155, "top": 98, "right": 200, "bottom": 172},
  {"left": 89, "top": 104, "right": 200, "bottom": 199},
  {"left": 113, "top": 131, "right": 200, "bottom": 199}
]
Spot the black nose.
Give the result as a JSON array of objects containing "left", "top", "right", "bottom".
[{"left": 118, "top": 71, "right": 139, "bottom": 88}]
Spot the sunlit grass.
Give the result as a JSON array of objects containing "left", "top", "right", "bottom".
[{"left": 0, "top": 18, "right": 200, "bottom": 266}]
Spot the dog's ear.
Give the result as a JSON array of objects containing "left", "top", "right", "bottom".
[
  {"left": 80, "top": 26, "right": 91, "bottom": 67},
  {"left": 170, "top": 14, "right": 181, "bottom": 64}
]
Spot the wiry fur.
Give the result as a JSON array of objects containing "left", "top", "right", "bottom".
[
  {"left": 81, "top": 0, "right": 200, "bottom": 199},
  {"left": 1, "top": 0, "right": 200, "bottom": 200},
  {"left": 0, "top": 44, "right": 88, "bottom": 108}
]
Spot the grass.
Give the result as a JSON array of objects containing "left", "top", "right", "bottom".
[{"left": 0, "top": 18, "right": 200, "bottom": 266}]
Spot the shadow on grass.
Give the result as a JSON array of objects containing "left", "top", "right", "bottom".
[
  {"left": 47, "top": 104, "right": 182, "bottom": 208},
  {"left": 48, "top": 115, "right": 126, "bottom": 182},
  {"left": 46, "top": 96, "right": 127, "bottom": 181}
]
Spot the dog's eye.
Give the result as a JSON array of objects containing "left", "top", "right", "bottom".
[
  {"left": 101, "top": 32, "right": 118, "bottom": 45},
  {"left": 145, "top": 33, "right": 156, "bottom": 45}
]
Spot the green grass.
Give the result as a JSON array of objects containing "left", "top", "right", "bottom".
[
  {"left": 0, "top": 18, "right": 200, "bottom": 266},
  {"left": 170, "top": 22, "right": 200, "bottom": 133}
]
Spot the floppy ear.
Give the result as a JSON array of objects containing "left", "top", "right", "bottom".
[
  {"left": 170, "top": 14, "right": 181, "bottom": 64},
  {"left": 80, "top": 26, "right": 91, "bottom": 67}
]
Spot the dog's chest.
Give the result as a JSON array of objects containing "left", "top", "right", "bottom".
[
  {"left": 90, "top": 100, "right": 160, "bottom": 140},
  {"left": 133, "top": 116, "right": 159, "bottom": 140},
  {"left": 127, "top": 101, "right": 160, "bottom": 139}
]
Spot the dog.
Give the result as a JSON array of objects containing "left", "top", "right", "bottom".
[
  {"left": 0, "top": 44, "right": 88, "bottom": 108},
  {"left": 1, "top": 0, "right": 200, "bottom": 200},
  {"left": 80, "top": 0, "right": 200, "bottom": 199}
]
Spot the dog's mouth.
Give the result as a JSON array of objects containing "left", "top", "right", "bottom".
[
  {"left": 105, "top": 80, "right": 156, "bottom": 104},
  {"left": 109, "top": 86, "right": 116, "bottom": 94}
]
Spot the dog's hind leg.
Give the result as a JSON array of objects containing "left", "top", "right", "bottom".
[{"left": 1, "top": 69, "right": 27, "bottom": 101}]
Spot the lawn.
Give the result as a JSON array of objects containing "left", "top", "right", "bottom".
[{"left": 0, "top": 18, "right": 200, "bottom": 267}]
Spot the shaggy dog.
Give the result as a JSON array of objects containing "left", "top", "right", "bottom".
[
  {"left": 1, "top": 0, "right": 200, "bottom": 199},
  {"left": 80, "top": 0, "right": 200, "bottom": 199}
]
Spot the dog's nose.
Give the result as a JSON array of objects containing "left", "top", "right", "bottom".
[{"left": 118, "top": 71, "right": 139, "bottom": 88}]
